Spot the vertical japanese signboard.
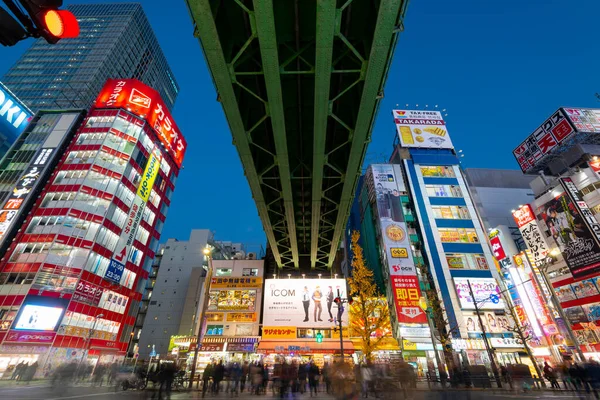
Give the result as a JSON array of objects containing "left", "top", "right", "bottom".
[
  {"left": 371, "top": 164, "right": 427, "bottom": 325},
  {"left": 512, "top": 204, "right": 550, "bottom": 263},
  {"left": 106, "top": 149, "right": 162, "bottom": 284}
]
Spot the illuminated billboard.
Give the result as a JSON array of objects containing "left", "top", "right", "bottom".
[
  {"left": 262, "top": 279, "right": 349, "bottom": 328},
  {"left": 94, "top": 79, "right": 186, "bottom": 167},
  {"left": 453, "top": 278, "right": 505, "bottom": 310},
  {"left": 393, "top": 109, "right": 454, "bottom": 149},
  {"left": 0, "top": 82, "right": 32, "bottom": 144},
  {"left": 208, "top": 289, "right": 257, "bottom": 311},
  {"left": 12, "top": 296, "right": 68, "bottom": 332}
]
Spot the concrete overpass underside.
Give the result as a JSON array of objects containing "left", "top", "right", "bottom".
[{"left": 187, "top": 0, "right": 408, "bottom": 270}]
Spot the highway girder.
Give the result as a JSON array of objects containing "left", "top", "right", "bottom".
[{"left": 186, "top": 0, "right": 407, "bottom": 270}]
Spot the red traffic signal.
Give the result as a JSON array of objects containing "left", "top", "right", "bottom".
[{"left": 42, "top": 9, "right": 78, "bottom": 39}]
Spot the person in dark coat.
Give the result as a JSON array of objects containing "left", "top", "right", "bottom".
[
  {"left": 202, "top": 362, "right": 214, "bottom": 398},
  {"left": 213, "top": 360, "right": 225, "bottom": 394},
  {"left": 158, "top": 361, "right": 177, "bottom": 399},
  {"left": 308, "top": 361, "right": 320, "bottom": 397}
]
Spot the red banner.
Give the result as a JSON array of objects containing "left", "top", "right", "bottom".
[
  {"left": 94, "top": 79, "right": 186, "bottom": 167},
  {"left": 390, "top": 276, "right": 428, "bottom": 324}
]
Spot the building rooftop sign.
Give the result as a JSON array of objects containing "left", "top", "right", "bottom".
[
  {"left": 513, "top": 107, "right": 600, "bottom": 173},
  {"left": 94, "top": 79, "right": 186, "bottom": 167}
]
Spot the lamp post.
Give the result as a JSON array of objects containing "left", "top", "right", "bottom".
[{"left": 188, "top": 247, "right": 214, "bottom": 389}]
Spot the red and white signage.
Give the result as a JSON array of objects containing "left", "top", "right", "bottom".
[
  {"left": 94, "top": 79, "right": 186, "bottom": 167},
  {"left": 589, "top": 158, "right": 600, "bottom": 179},
  {"left": 513, "top": 109, "right": 575, "bottom": 173},
  {"left": 512, "top": 205, "right": 549, "bottom": 263},
  {"left": 390, "top": 276, "right": 427, "bottom": 324},
  {"left": 490, "top": 235, "right": 507, "bottom": 261}
]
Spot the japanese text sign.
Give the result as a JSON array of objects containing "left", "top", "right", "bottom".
[
  {"left": 261, "top": 326, "right": 297, "bottom": 340},
  {"left": 94, "top": 79, "right": 186, "bottom": 167}
]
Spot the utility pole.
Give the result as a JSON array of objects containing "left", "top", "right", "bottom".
[
  {"left": 189, "top": 247, "right": 214, "bottom": 389},
  {"left": 467, "top": 280, "right": 502, "bottom": 388},
  {"left": 336, "top": 288, "right": 344, "bottom": 362}
]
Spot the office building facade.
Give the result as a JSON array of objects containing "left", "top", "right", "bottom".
[
  {"left": 0, "top": 78, "right": 186, "bottom": 376},
  {"left": 2, "top": 3, "right": 178, "bottom": 112}
]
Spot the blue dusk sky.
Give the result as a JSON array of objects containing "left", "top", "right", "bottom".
[{"left": 1, "top": 0, "right": 599, "bottom": 248}]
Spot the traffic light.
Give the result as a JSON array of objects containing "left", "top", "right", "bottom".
[
  {"left": 0, "top": 0, "right": 79, "bottom": 46},
  {"left": 315, "top": 331, "right": 323, "bottom": 343}
]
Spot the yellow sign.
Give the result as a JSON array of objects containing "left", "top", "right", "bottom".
[
  {"left": 137, "top": 150, "right": 161, "bottom": 202},
  {"left": 205, "top": 312, "right": 224, "bottom": 322},
  {"left": 402, "top": 339, "right": 417, "bottom": 351},
  {"left": 390, "top": 247, "right": 408, "bottom": 258},
  {"left": 262, "top": 326, "right": 297, "bottom": 340},
  {"left": 211, "top": 277, "right": 263, "bottom": 289},
  {"left": 226, "top": 312, "right": 256, "bottom": 323},
  {"left": 386, "top": 224, "right": 405, "bottom": 242}
]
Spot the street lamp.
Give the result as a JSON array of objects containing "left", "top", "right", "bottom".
[{"left": 188, "top": 247, "right": 214, "bottom": 389}]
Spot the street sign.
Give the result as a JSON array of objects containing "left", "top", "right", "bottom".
[{"left": 489, "top": 294, "right": 500, "bottom": 304}]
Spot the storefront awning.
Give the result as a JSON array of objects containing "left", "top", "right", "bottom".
[{"left": 257, "top": 340, "right": 354, "bottom": 355}]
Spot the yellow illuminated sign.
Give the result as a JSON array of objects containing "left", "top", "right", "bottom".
[
  {"left": 137, "top": 151, "right": 161, "bottom": 202},
  {"left": 390, "top": 247, "right": 408, "bottom": 258}
]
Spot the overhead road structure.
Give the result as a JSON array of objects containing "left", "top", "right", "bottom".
[{"left": 186, "top": 0, "right": 408, "bottom": 270}]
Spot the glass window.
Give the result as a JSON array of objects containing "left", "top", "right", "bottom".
[
  {"left": 420, "top": 166, "right": 456, "bottom": 178},
  {"left": 242, "top": 268, "right": 259, "bottom": 277},
  {"left": 432, "top": 206, "right": 471, "bottom": 220},
  {"left": 425, "top": 184, "right": 463, "bottom": 198},
  {"left": 206, "top": 325, "right": 223, "bottom": 336},
  {"left": 439, "top": 228, "right": 479, "bottom": 243},
  {"left": 216, "top": 268, "right": 232, "bottom": 276},
  {"left": 445, "top": 253, "right": 489, "bottom": 270}
]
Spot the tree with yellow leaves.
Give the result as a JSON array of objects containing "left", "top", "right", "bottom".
[{"left": 347, "top": 230, "right": 392, "bottom": 362}]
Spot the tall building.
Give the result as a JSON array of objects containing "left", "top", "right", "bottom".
[
  {"left": 509, "top": 107, "right": 600, "bottom": 360},
  {"left": 387, "top": 110, "right": 524, "bottom": 370},
  {"left": 0, "top": 78, "right": 186, "bottom": 376},
  {"left": 2, "top": 3, "right": 178, "bottom": 112},
  {"left": 136, "top": 230, "right": 244, "bottom": 358}
]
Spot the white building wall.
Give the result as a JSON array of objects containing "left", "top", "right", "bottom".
[{"left": 137, "top": 229, "right": 212, "bottom": 358}]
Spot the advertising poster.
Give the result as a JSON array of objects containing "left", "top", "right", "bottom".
[
  {"left": 262, "top": 279, "right": 348, "bottom": 328},
  {"left": 210, "top": 277, "right": 262, "bottom": 289},
  {"left": 555, "top": 285, "right": 577, "bottom": 302},
  {"left": 393, "top": 110, "right": 454, "bottom": 149},
  {"left": 535, "top": 180, "right": 600, "bottom": 279},
  {"left": 72, "top": 281, "right": 103, "bottom": 307},
  {"left": 453, "top": 278, "right": 505, "bottom": 310},
  {"left": 208, "top": 290, "right": 256, "bottom": 312},
  {"left": 370, "top": 164, "right": 405, "bottom": 222},
  {"left": 564, "top": 108, "right": 600, "bottom": 134},
  {"left": 571, "top": 279, "right": 600, "bottom": 300},
  {"left": 582, "top": 303, "right": 600, "bottom": 323},
  {"left": 513, "top": 108, "right": 576, "bottom": 173},
  {"left": 564, "top": 306, "right": 588, "bottom": 324},
  {"left": 512, "top": 205, "right": 550, "bottom": 263}
]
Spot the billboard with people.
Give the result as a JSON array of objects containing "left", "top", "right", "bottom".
[{"left": 262, "top": 279, "right": 348, "bottom": 328}]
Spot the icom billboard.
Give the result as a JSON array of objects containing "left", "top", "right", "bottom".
[
  {"left": 0, "top": 82, "right": 32, "bottom": 144},
  {"left": 393, "top": 109, "right": 454, "bottom": 149},
  {"left": 262, "top": 279, "right": 348, "bottom": 328},
  {"left": 94, "top": 79, "right": 186, "bottom": 167}
]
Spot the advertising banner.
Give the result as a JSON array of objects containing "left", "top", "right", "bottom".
[
  {"left": 489, "top": 235, "right": 507, "bottom": 262},
  {"left": 5, "top": 330, "right": 55, "bottom": 343},
  {"left": 107, "top": 149, "right": 162, "bottom": 284},
  {"left": 563, "top": 108, "right": 600, "bottom": 133},
  {"left": 512, "top": 205, "right": 550, "bottom": 263},
  {"left": 205, "top": 312, "right": 224, "bottom": 322},
  {"left": 0, "top": 82, "right": 32, "bottom": 143},
  {"left": 262, "top": 326, "right": 297, "bottom": 340},
  {"left": 208, "top": 289, "right": 257, "bottom": 312},
  {"left": 588, "top": 158, "right": 600, "bottom": 180},
  {"left": 72, "top": 280, "right": 103, "bottom": 306},
  {"left": 535, "top": 180, "right": 600, "bottom": 279},
  {"left": 513, "top": 108, "right": 576, "bottom": 173},
  {"left": 390, "top": 276, "right": 428, "bottom": 324},
  {"left": 453, "top": 278, "right": 505, "bottom": 310},
  {"left": 210, "top": 277, "right": 263, "bottom": 289},
  {"left": 369, "top": 164, "right": 405, "bottom": 221},
  {"left": 393, "top": 110, "right": 454, "bottom": 149},
  {"left": 262, "top": 279, "right": 348, "bottom": 328},
  {"left": 94, "top": 79, "right": 186, "bottom": 167}
]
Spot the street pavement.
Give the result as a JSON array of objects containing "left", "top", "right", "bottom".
[{"left": 0, "top": 383, "right": 590, "bottom": 400}]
